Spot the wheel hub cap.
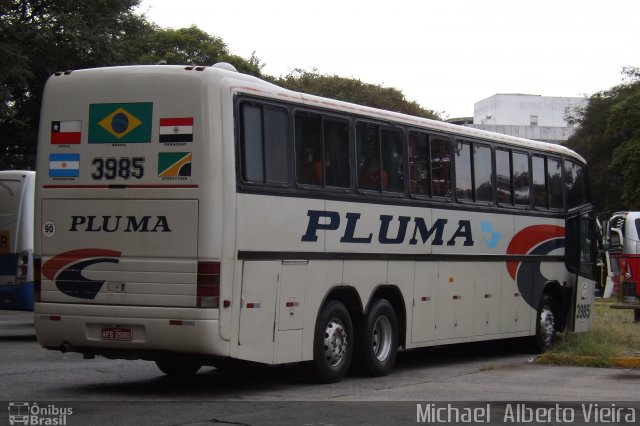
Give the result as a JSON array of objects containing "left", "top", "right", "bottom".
[{"left": 324, "top": 318, "right": 347, "bottom": 367}]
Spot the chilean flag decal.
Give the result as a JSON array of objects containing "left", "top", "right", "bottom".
[
  {"left": 51, "top": 120, "right": 81, "bottom": 144},
  {"left": 43, "top": 249, "right": 121, "bottom": 299},
  {"left": 506, "top": 225, "right": 565, "bottom": 307}
]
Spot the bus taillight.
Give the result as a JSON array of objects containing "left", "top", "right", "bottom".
[
  {"left": 197, "top": 261, "right": 220, "bottom": 308},
  {"left": 33, "top": 257, "right": 41, "bottom": 303},
  {"left": 16, "top": 251, "right": 29, "bottom": 283}
]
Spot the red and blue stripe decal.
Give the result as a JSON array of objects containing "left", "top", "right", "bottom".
[
  {"left": 43, "top": 249, "right": 121, "bottom": 299},
  {"left": 506, "top": 225, "right": 565, "bottom": 308}
]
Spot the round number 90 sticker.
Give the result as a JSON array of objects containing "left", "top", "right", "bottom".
[{"left": 42, "top": 221, "right": 56, "bottom": 238}]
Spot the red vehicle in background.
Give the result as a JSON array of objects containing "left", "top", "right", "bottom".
[{"left": 608, "top": 211, "right": 640, "bottom": 300}]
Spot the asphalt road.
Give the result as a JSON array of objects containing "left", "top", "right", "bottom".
[{"left": 1, "top": 310, "right": 639, "bottom": 425}]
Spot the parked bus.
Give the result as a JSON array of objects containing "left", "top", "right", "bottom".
[
  {"left": 1, "top": 170, "right": 35, "bottom": 310},
  {"left": 608, "top": 211, "right": 640, "bottom": 300},
  {"left": 34, "top": 64, "right": 597, "bottom": 382}
]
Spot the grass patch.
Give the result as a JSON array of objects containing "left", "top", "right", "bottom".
[{"left": 549, "top": 300, "right": 640, "bottom": 359}]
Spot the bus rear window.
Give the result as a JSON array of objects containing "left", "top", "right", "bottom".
[{"left": 0, "top": 180, "right": 20, "bottom": 216}]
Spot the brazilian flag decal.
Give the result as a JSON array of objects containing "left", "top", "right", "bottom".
[
  {"left": 89, "top": 102, "right": 152, "bottom": 143},
  {"left": 158, "top": 152, "right": 192, "bottom": 177}
]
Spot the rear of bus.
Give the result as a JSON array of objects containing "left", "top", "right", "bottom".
[
  {"left": 0, "top": 170, "right": 35, "bottom": 310},
  {"left": 34, "top": 65, "right": 234, "bottom": 368}
]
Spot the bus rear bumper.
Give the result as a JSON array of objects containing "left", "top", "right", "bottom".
[{"left": 34, "top": 303, "right": 229, "bottom": 360}]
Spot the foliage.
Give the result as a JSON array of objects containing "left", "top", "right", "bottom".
[
  {"left": 270, "top": 69, "right": 442, "bottom": 120},
  {"left": 549, "top": 301, "right": 640, "bottom": 359},
  {"left": 566, "top": 67, "right": 640, "bottom": 212},
  {"left": 138, "top": 25, "right": 262, "bottom": 76},
  {"left": 0, "top": 0, "right": 153, "bottom": 170}
]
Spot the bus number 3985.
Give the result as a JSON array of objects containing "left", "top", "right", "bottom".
[
  {"left": 576, "top": 304, "right": 591, "bottom": 319},
  {"left": 92, "top": 157, "right": 144, "bottom": 180}
]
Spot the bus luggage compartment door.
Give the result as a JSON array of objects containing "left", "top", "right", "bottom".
[{"left": 238, "top": 261, "right": 278, "bottom": 346}]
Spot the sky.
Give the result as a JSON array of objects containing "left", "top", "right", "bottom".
[{"left": 135, "top": 0, "right": 640, "bottom": 119}]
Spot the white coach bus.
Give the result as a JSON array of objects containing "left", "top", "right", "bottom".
[
  {"left": 1, "top": 170, "right": 35, "bottom": 310},
  {"left": 34, "top": 64, "right": 597, "bottom": 382}
]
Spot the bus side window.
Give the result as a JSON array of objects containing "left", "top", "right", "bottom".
[
  {"left": 241, "top": 104, "right": 264, "bottom": 182},
  {"left": 565, "top": 159, "right": 588, "bottom": 208},
  {"left": 324, "top": 119, "right": 350, "bottom": 188},
  {"left": 295, "top": 114, "right": 323, "bottom": 186},
  {"left": 547, "top": 157, "right": 563, "bottom": 209},
  {"left": 241, "top": 103, "right": 289, "bottom": 184},
  {"left": 513, "top": 152, "right": 530, "bottom": 206},
  {"left": 381, "top": 128, "right": 404, "bottom": 193},
  {"left": 474, "top": 144, "right": 493, "bottom": 203},
  {"left": 532, "top": 155, "right": 547, "bottom": 208},
  {"left": 357, "top": 123, "right": 380, "bottom": 191},
  {"left": 431, "top": 137, "right": 451, "bottom": 198},
  {"left": 495, "top": 148, "right": 512, "bottom": 205},
  {"left": 295, "top": 114, "right": 350, "bottom": 188},
  {"left": 408, "top": 132, "right": 429, "bottom": 196},
  {"left": 455, "top": 141, "right": 472, "bottom": 201}
]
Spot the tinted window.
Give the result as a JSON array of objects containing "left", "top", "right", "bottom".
[
  {"left": 323, "top": 119, "right": 350, "bottom": 188},
  {"left": 409, "top": 132, "right": 429, "bottom": 195},
  {"left": 547, "top": 157, "right": 563, "bottom": 209},
  {"left": 357, "top": 123, "right": 381, "bottom": 191},
  {"left": 295, "top": 114, "right": 350, "bottom": 188},
  {"left": 455, "top": 141, "right": 472, "bottom": 201},
  {"left": 264, "top": 108, "right": 288, "bottom": 183},
  {"left": 513, "top": 152, "right": 530, "bottom": 206},
  {"left": 295, "top": 114, "right": 323, "bottom": 185},
  {"left": 565, "top": 160, "right": 588, "bottom": 208},
  {"left": 532, "top": 155, "right": 546, "bottom": 208},
  {"left": 381, "top": 128, "right": 404, "bottom": 192},
  {"left": 241, "top": 103, "right": 289, "bottom": 184},
  {"left": 474, "top": 144, "right": 493, "bottom": 202},
  {"left": 242, "top": 105, "right": 264, "bottom": 182},
  {"left": 431, "top": 137, "right": 451, "bottom": 197},
  {"left": 495, "top": 149, "right": 512, "bottom": 205},
  {"left": 357, "top": 123, "right": 403, "bottom": 193}
]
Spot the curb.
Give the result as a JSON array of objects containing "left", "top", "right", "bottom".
[{"left": 536, "top": 353, "right": 640, "bottom": 369}]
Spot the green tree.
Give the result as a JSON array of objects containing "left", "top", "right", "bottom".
[
  {"left": 566, "top": 66, "right": 640, "bottom": 212},
  {"left": 138, "top": 25, "right": 263, "bottom": 76},
  {"left": 0, "top": 0, "right": 152, "bottom": 170},
  {"left": 270, "top": 69, "right": 441, "bottom": 120}
]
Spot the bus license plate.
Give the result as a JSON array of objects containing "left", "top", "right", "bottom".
[{"left": 101, "top": 327, "right": 132, "bottom": 341}]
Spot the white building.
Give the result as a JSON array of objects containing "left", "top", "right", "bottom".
[{"left": 463, "top": 94, "right": 587, "bottom": 143}]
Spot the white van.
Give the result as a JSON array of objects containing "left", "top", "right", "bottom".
[{"left": 0, "top": 170, "right": 35, "bottom": 310}]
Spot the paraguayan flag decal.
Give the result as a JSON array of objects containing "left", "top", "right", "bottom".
[{"left": 159, "top": 117, "right": 193, "bottom": 143}]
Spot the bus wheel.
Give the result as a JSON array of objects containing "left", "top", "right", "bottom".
[
  {"left": 312, "top": 300, "right": 353, "bottom": 383},
  {"left": 356, "top": 299, "right": 398, "bottom": 377},
  {"left": 155, "top": 359, "right": 202, "bottom": 377},
  {"left": 533, "top": 293, "right": 557, "bottom": 353}
]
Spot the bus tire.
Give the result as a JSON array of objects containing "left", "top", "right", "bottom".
[
  {"left": 532, "top": 293, "right": 557, "bottom": 353},
  {"left": 355, "top": 298, "right": 398, "bottom": 377},
  {"left": 155, "top": 359, "right": 201, "bottom": 377},
  {"left": 312, "top": 300, "right": 354, "bottom": 383}
]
